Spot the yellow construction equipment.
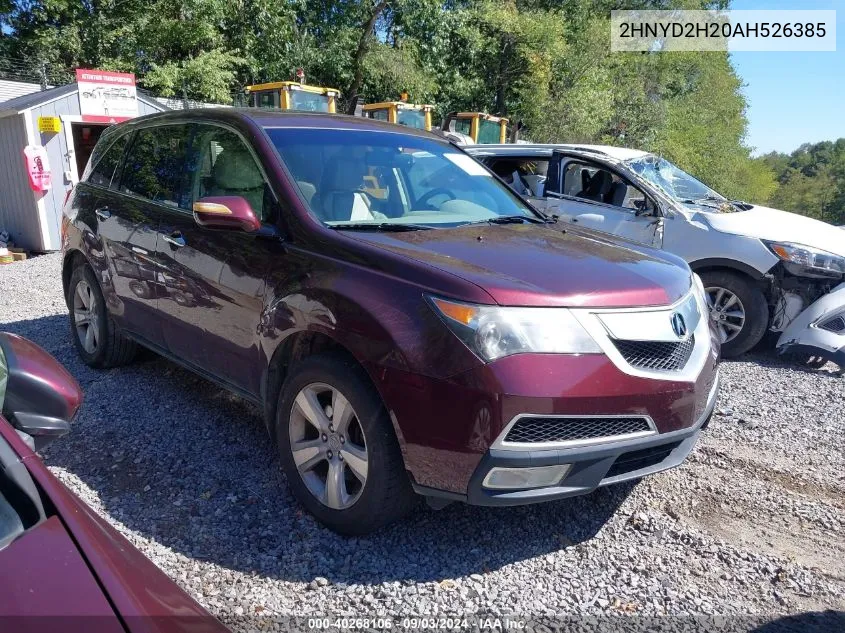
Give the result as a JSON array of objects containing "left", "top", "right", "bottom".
[
  {"left": 362, "top": 101, "right": 434, "bottom": 131},
  {"left": 243, "top": 81, "right": 340, "bottom": 113},
  {"left": 440, "top": 112, "right": 509, "bottom": 144}
]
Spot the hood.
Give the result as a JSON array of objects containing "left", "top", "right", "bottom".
[
  {"left": 700, "top": 205, "right": 845, "bottom": 257},
  {"left": 0, "top": 516, "right": 124, "bottom": 631},
  {"left": 345, "top": 224, "right": 691, "bottom": 308}
]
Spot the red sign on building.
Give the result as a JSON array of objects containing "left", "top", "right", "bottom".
[{"left": 75, "top": 69, "right": 139, "bottom": 123}]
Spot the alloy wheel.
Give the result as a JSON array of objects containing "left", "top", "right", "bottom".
[
  {"left": 705, "top": 286, "right": 746, "bottom": 344},
  {"left": 288, "top": 382, "right": 368, "bottom": 510},
  {"left": 73, "top": 279, "right": 100, "bottom": 354}
]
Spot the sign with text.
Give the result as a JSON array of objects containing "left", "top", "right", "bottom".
[
  {"left": 38, "top": 116, "right": 62, "bottom": 133},
  {"left": 23, "top": 145, "right": 52, "bottom": 191},
  {"left": 75, "top": 69, "right": 138, "bottom": 123}
]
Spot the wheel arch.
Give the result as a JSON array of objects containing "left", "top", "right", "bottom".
[
  {"left": 62, "top": 249, "right": 90, "bottom": 307},
  {"left": 256, "top": 275, "right": 481, "bottom": 441},
  {"left": 261, "top": 329, "right": 377, "bottom": 439},
  {"left": 688, "top": 257, "right": 768, "bottom": 282}
]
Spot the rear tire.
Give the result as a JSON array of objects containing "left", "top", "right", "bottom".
[
  {"left": 700, "top": 270, "right": 768, "bottom": 358},
  {"left": 276, "top": 353, "right": 415, "bottom": 535},
  {"left": 68, "top": 264, "right": 137, "bottom": 368}
]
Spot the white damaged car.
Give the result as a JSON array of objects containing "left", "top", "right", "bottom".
[{"left": 468, "top": 144, "right": 845, "bottom": 364}]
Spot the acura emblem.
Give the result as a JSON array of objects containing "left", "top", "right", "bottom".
[{"left": 671, "top": 312, "right": 688, "bottom": 338}]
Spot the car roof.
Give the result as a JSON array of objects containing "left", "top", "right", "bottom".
[
  {"left": 113, "top": 107, "right": 442, "bottom": 141},
  {"left": 465, "top": 143, "right": 651, "bottom": 162}
]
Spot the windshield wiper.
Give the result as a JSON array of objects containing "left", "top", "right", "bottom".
[
  {"left": 329, "top": 222, "right": 433, "bottom": 232},
  {"left": 465, "top": 215, "right": 547, "bottom": 226},
  {"left": 681, "top": 196, "right": 745, "bottom": 213},
  {"left": 680, "top": 197, "right": 724, "bottom": 209}
]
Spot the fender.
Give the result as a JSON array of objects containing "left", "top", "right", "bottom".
[
  {"left": 688, "top": 257, "right": 770, "bottom": 281},
  {"left": 256, "top": 279, "right": 484, "bottom": 489},
  {"left": 777, "top": 282, "right": 845, "bottom": 367},
  {"left": 257, "top": 266, "right": 483, "bottom": 426}
]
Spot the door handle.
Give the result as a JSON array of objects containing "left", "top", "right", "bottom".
[
  {"left": 571, "top": 217, "right": 579, "bottom": 223},
  {"left": 162, "top": 232, "right": 186, "bottom": 248},
  {"left": 95, "top": 207, "right": 111, "bottom": 221}
]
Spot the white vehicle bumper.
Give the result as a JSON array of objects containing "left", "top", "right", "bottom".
[{"left": 776, "top": 282, "right": 845, "bottom": 368}]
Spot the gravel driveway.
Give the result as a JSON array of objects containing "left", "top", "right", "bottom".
[{"left": 1, "top": 253, "right": 843, "bottom": 632}]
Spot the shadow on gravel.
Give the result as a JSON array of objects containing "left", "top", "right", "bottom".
[
  {"left": 737, "top": 348, "right": 843, "bottom": 378},
  {"left": 752, "top": 610, "right": 845, "bottom": 633},
  {"left": 7, "top": 314, "right": 632, "bottom": 586}
]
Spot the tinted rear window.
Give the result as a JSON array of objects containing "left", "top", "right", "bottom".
[{"left": 119, "top": 125, "right": 192, "bottom": 209}]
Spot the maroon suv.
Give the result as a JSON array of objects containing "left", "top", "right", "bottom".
[{"left": 61, "top": 110, "right": 720, "bottom": 534}]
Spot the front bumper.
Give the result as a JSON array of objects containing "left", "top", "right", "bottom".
[
  {"left": 777, "top": 281, "right": 845, "bottom": 367},
  {"left": 382, "top": 346, "right": 719, "bottom": 500},
  {"left": 461, "top": 370, "right": 718, "bottom": 506},
  {"left": 374, "top": 289, "right": 721, "bottom": 499}
]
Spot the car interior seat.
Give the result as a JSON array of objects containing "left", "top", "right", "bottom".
[
  {"left": 312, "top": 157, "right": 376, "bottom": 222},
  {"left": 576, "top": 170, "right": 612, "bottom": 202},
  {"left": 606, "top": 181, "right": 627, "bottom": 207},
  {"left": 522, "top": 174, "right": 545, "bottom": 197},
  {"left": 209, "top": 147, "right": 265, "bottom": 219}
]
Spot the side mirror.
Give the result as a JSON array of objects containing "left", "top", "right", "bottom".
[
  {"left": 193, "top": 196, "right": 261, "bottom": 233},
  {"left": 0, "top": 333, "right": 82, "bottom": 451}
]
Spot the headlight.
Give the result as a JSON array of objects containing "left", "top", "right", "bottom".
[
  {"left": 427, "top": 296, "right": 601, "bottom": 362},
  {"left": 765, "top": 241, "right": 845, "bottom": 275}
]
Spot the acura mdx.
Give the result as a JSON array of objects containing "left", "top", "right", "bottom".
[{"left": 62, "top": 110, "right": 720, "bottom": 534}]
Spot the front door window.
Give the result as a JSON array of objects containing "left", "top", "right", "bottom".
[
  {"left": 190, "top": 126, "right": 272, "bottom": 222},
  {"left": 550, "top": 157, "right": 661, "bottom": 247}
]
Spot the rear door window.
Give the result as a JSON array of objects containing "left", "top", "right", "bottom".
[
  {"left": 119, "top": 125, "right": 192, "bottom": 209},
  {"left": 86, "top": 133, "right": 130, "bottom": 188}
]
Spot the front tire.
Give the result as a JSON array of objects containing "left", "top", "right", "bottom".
[
  {"left": 700, "top": 270, "right": 768, "bottom": 358},
  {"left": 68, "top": 264, "right": 137, "bottom": 368},
  {"left": 276, "top": 353, "right": 415, "bottom": 535}
]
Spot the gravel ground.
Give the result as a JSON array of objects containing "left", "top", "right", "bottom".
[{"left": 1, "top": 253, "right": 844, "bottom": 632}]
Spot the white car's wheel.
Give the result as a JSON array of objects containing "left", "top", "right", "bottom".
[{"left": 700, "top": 270, "right": 768, "bottom": 357}]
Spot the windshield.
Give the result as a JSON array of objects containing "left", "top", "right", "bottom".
[
  {"left": 396, "top": 109, "right": 426, "bottom": 129},
  {"left": 265, "top": 128, "right": 536, "bottom": 227},
  {"left": 627, "top": 155, "right": 723, "bottom": 203},
  {"left": 288, "top": 90, "right": 331, "bottom": 112}
]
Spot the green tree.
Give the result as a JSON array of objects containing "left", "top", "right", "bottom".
[
  {"left": 0, "top": 0, "right": 803, "bottom": 213},
  {"left": 762, "top": 139, "right": 845, "bottom": 224}
]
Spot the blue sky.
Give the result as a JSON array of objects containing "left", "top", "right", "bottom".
[{"left": 730, "top": 0, "right": 844, "bottom": 155}]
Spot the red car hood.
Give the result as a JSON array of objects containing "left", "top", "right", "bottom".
[
  {"left": 0, "top": 414, "right": 228, "bottom": 633},
  {"left": 346, "top": 223, "right": 691, "bottom": 308},
  {"left": 0, "top": 516, "right": 125, "bottom": 633}
]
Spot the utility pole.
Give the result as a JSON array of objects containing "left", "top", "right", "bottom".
[{"left": 39, "top": 62, "right": 48, "bottom": 91}]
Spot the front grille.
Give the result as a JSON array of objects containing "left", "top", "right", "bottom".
[
  {"left": 503, "top": 416, "right": 652, "bottom": 444},
  {"left": 605, "top": 441, "right": 681, "bottom": 478},
  {"left": 818, "top": 316, "right": 845, "bottom": 334},
  {"left": 613, "top": 336, "right": 695, "bottom": 372}
]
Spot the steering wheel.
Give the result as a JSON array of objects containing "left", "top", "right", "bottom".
[{"left": 416, "top": 188, "right": 456, "bottom": 210}]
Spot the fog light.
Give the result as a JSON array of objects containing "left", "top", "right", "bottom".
[{"left": 482, "top": 464, "right": 571, "bottom": 490}]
